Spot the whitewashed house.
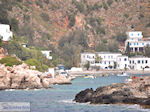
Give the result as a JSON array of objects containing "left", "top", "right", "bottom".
[
  {"left": 92, "top": 52, "right": 122, "bottom": 69},
  {"left": 80, "top": 52, "right": 95, "bottom": 66},
  {"left": 41, "top": 50, "right": 52, "bottom": 60},
  {"left": 0, "top": 24, "right": 13, "bottom": 41},
  {"left": 81, "top": 52, "right": 122, "bottom": 69},
  {"left": 125, "top": 31, "right": 150, "bottom": 52},
  {"left": 129, "top": 56, "right": 150, "bottom": 70},
  {"left": 117, "top": 55, "right": 129, "bottom": 70}
]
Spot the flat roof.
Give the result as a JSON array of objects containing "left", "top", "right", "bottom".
[
  {"left": 96, "top": 52, "right": 121, "bottom": 54},
  {"left": 129, "top": 55, "right": 149, "bottom": 59},
  {"left": 81, "top": 52, "right": 95, "bottom": 54}
]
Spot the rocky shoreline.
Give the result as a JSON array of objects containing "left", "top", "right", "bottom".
[
  {"left": 74, "top": 76, "right": 150, "bottom": 108},
  {"left": 0, "top": 64, "right": 71, "bottom": 90}
]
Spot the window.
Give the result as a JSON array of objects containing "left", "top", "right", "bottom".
[
  {"left": 142, "top": 60, "right": 144, "bottom": 64},
  {"left": 130, "top": 61, "right": 132, "bottom": 64},
  {"left": 145, "top": 60, "right": 148, "bottom": 64},
  {"left": 124, "top": 58, "right": 127, "bottom": 61},
  {"left": 142, "top": 43, "right": 144, "bottom": 45},
  {"left": 129, "top": 43, "right": 132, "bottom": 46},
  {"left": 132, "top": 61, "right": 134, "bottom": 64},
  {"left": 138, "top": 60, "right": 140, "bottom": 64}
]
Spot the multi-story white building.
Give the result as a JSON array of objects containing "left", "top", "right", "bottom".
[
  {"left": 81, "top": 52, "right": 122, "bottom": 69},
  {"left": 91, "top": 52, "right": 122, "bottom": 69},
  {"left": 129, "top": 56, "right": 150, "bottom": 70},
  {"left": 0, "top": 24, "right": 13, "bottom": 41},
  {"left": 125, "top": 31, "right": 150, "bottom": 52},
  {"left": 81, "top": 52, "right": 150, "bottom": 70},
  {"left": 41, "top": 50, "right": 52, "bottom": 60}
]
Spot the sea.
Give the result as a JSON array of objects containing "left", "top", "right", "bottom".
[{"left": 0, "top": 74, "right": 150, "bottom": 112}]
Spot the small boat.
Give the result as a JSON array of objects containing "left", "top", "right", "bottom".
[
  {"left": 84, "top": 75, "right": 96, "bottom": 79},
  {"left": 117, "top": 72, "right": 129, "bottom": 77},
  {"left": 125, "top": 78, "right": 133, "bottom": 82}
]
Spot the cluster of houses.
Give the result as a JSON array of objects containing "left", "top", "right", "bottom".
[
  {"left": 81, "top": 31, "right": 150, "bottom": 70},
  {"left": 0, "top": 24, "right": 53, "bottom": 60}
]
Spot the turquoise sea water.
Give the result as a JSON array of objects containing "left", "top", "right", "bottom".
[{"left": 0, "top": 75, "right": 150, "bottom": 112}]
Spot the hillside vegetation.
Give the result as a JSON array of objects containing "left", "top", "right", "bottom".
[{"left": 0, "top": 0, "right": 150, "bottom": 67}]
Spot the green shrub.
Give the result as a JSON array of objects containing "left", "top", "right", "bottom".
[
  {"left": 113, "top": 33, "right": 127, "bottom": 42},
  {"left": 0, "top": 56, "right": 22, "bottom": 66},
  {"left": 40, "top": 12, "right": 49, "bottom": 22},
  {"left": 25, "top": 59, "right": 49, "bottom": 72},
  {"left": 146, "top": 23, "right": 150, "bottom": 27},
  {"left": 107, "top": 0, "right": 113, "bottom": 6}
]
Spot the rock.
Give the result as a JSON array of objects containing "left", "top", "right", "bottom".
[
  {"left": 74, "top": 88, "right": 94, "bottom": 103},
  {"left": 0, "top": 63, "right": 72, "bottom": 90},
  {"left": 74, "top": 76, "right": 150, "bottom": 108}
]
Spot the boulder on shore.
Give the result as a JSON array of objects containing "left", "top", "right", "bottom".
[
  {"left": 0, "top": 64, "right": 71, "bottom": 90},
  {"left": 74, "top": 76, "right": 150, "bottom": 107}
]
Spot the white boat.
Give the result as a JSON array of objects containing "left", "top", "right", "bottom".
[
  {"left": 125, "top": 78, "right": 133, "bottom": 82},
  {"left": 117, "top": 72, "right": 129, "bottom": 77},
  {"left": 84, "top": 75, "right": 96, "bottom": 79}
]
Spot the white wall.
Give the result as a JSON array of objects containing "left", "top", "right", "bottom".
[
  {"left": 41, "top": 50, "right": 52, "bottom": 60},
  {"left": 81, "top": 53, "right": 95, "bottom": 66},
  {"left": 129, "top": 57, "right": 150, "bottom": 70},
  {"left": 0, "top": 24, "right": 13, "bottom": 41},
  {"left": 126, "top": 31, "right": 143, "bottom": 39},
  {"left": 117, "top": 56, "right": 129, "bottom": 70}
]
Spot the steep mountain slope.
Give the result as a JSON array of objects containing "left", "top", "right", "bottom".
[
  {"left": 0, "top": 0, "right": 150, "bottom": 67},
  {"left": 1, "top": 0, "right": 149, "bottom": 47}
]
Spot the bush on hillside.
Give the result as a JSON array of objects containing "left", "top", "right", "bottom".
[
  {"left": 0, "top": 56, "right": 22, "bottom": 66},
  {"left": 25, "top": 59, "right": 49, "bottom": 72}
]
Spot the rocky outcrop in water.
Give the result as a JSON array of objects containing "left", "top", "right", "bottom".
[
  {"left": 0, "top": 64, "right": 71, "bottom": 90},
  {"left": 74, "top": 76, "right": 150, "bottom": 107}
]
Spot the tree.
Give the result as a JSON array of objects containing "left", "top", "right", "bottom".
[
  {"left": 95, "top": 54, "right": 102, "bottom": 63},
  {"left": 114, "top": 62, "right": 117, "bottom": 69},
  {"left": 125, "top": 42, "right": 130, "bottom": 56},
  {"left": 144, "top": 45, "right": 150, "bottom": 57},
  {"left": 84, "top": 61, "right": 90, "bottom": 70}
]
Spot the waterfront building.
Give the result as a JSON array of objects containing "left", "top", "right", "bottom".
[
  {"left": 125, "top": 31, "right": 150, "bottom": 52},
  {"left": 41, "top": 50, "right": 52, "bottom": 60},
  {"left": 129, "top": 56, "right": 150, "bottom": 70},
  {"left": 81, "top": 52, "right": 150, "bottom": 70},
  {"left": 91, "top": 52, "right": 122, "bottom": 69},
  {"left": 0, "top": 24, "right": 13, "bottom": 41},
  {"left": 80, "top": 52, "right": 95, "bottom": 66},
  {"left": 117, "top": 55, "right": 129, "bottom": 70},
  {"left": 81, "top": 52, "right": 122, "bottom": 69}
]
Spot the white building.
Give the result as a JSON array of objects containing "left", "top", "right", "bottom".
[
  {"left": 117, "top": 56, "right": 129, "bottom": 70},
  {"left": 129, "top": 56, "right": 150, "bottom": 70},
  {"left": 125, "top": 31, "right": 150, "bottom": 52},
  {"left": 41, "top": 50, "right": 52, "bottom": 60},
  {"left": 0, "top": 24, "right": 13, "bottom": 41},
  {"left": 92, "top": 52, "right": 122, "bottom": 69},
  {"left": 81, "top": 51, "right": 150, "bottom": 70},
  {"left": 80, "top": 52, "right": 95, "bottom": 66},
  {"left": 81, "top": 52, "right": 122, "bottom": 69}
]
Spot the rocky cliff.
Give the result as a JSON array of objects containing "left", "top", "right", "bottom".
[
  {"left": 1, "top": 0, "right": 150, "bottom": 48},
  {"left": 74, "top": 76, "right": 150, "bottom": 108}
]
